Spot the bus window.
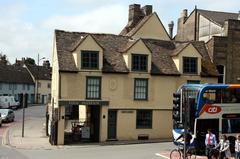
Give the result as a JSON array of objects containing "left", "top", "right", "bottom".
[
  {"left": 203, "top": 90, "right": 216, "bottom": 103},
  {"left": 222, "top": 118, "right": 240, "bottom": 133}
]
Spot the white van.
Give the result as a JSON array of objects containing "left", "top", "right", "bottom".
[{"left": 0, "top": 96, "right": 20, "bottom": 109}]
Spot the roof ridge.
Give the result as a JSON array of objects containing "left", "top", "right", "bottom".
[
  {"left": 55, "top": 29, "right": 130, "bottom": 38},
  {"left": 197, "top": 8, "right": 238, "bottom": 15}
]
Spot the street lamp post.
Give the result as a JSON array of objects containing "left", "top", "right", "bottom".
[{"left": 36, "top": 53, "right": 45, "bottom": 104}]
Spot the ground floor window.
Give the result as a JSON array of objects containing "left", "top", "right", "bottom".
[
  {"left": 65, "top": 105, "right": 79, "bottom": 120},
  {"left": 136, "top": 110, "right": 152, "bottom": 129}
]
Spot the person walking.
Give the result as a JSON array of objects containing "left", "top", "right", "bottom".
[
  {"left": 235, "top": 134, "right": 240, "bottom": 159},
  {"left": 205, "top": 129, "right": 217, "bottom": 159},
  {"left": 215, "top": 134, "right": 231, "bottom": 159}
]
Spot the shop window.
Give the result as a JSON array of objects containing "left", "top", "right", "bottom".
[
  {"left": 183, "top": 57, "right": 197, "bottom": 74},
  {"left": 86, "top": 77, "right": 101, "bottom": 99},
  {"left": 81, "top": 50, "right": 99, "bottom": 69},
  {"left": 136, "top": 110, "right": 152, "bottom": 129},
  {"left": 132, "top": 54, "right": 148, "bottom": 72},
  {"left": 134, "top": 78, "right": 148, "bottom": 100},
  {"left": 65, "top": 105, "right": 79, "bottom": 120}
]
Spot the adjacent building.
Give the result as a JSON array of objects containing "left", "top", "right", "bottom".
[
  {"left": 50, "top": 4, "right": 218, "bottom": 145},
  {"left": 0, "top": 64, "right": 35, "bottom": 103},
  {"left": 175, "top": 8, "right": 240, "bottom": 84},
  {"left": 25, "top": 61, "right": 52, "bottom": 104}
]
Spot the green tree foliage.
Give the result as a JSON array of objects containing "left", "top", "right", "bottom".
[{"left": 24, "top": 57, "right": 36, "bottom": 65}]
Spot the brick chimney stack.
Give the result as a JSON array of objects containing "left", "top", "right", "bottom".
[
  {"left": 43, "top": 60, "right": 50, "bottom": 68},
  {"left": 128, "top": 4, "right": 153, "bottom": 26}
]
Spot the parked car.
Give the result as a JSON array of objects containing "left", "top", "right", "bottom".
[
  {"left": 0, "top": 113, "right": 2, "bottom": 126},
  {"left": 0, "top": 96, "right": 20, "bottom": 109},
  {"left": 0, "top": 109, "right": 15, "bottom": 122}
]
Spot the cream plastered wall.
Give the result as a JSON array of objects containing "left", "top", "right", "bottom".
[
  {"left": 60, "top": 72, "right": 178, "bottom": 110},
  {"left": 38, "top": 80, "right": 51, "bottom": 95},
  {"left": 172, "top": 44, "right": 202, "bottom": 75},
  {"left": 124, "top": 39, "right": 152, "bottom": 73},
  {"left": 132, "top": 13, "right": 170, "bottom": 40},
  {"left": 177, "top": 76, "right": 218, "bottom": 87},
  {"left": 72, "top": 35, "right": 103, "bottom": 70},
  {"left": 51, "top": 38, "right": 59, "bottom": 109}
]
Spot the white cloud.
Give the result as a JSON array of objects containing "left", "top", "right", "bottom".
[{"left": 42, "top": 4, "right": 128, "bottom": 34}]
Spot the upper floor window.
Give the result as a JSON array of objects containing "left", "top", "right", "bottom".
[
  {"left": 0, "top": 83, "right": 2, "bottom": 90},
  {"left": 47, "top": 83, "right": 51, "bottom": 89},
  {"left": 134, "top": 78, "right": 148, "bottom": 100},
  {"left": 183, "top": 57, "right": 197, "bottom": 74},
  {"left": 38, "top": 82, "right": 41, "bottom": 88},
  {"left": 217, "top": 65, "right": 225, "bottom": 83},
  {"left": 86, "top": 77, "right": 101, "bottom": 99},
  {"left": 22, "top": 84, "right": 25, "bottom": 90},
  {"left": 81, "top": 51, "right": 99, "bottom": 69},
  {"left": 132, "top": 54, "right": 148, "bottom": 72},
  {"left": 27, "top": 84, "right": 30, "bottom": 90}
]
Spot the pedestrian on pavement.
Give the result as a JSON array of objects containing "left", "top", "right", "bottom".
[
  {"left": 215, "top": 134, "right": 231, "bottom": 159},
  {"left": 205, "top": 129, "right": 217, "bottom": 159},
  {"left": 235, "top": 134, "right": 240, "bottom": 159}
]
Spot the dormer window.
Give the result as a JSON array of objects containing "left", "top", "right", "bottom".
[
  {"left": 183, "top": 57, "right": 197, "bottom": 74},
  {"left": 81, "top": 50, "right": 99, "bottom": 69},
  {"left": 132, "top": 54, "right": 148, "bottom": 72}
]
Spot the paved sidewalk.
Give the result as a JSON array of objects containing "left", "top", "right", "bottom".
[
  {"left": 6, "top": 117, "right": 52, "bottom": 150},
  {"left": 3, "top": 114, "right": 171, "bottom": 150}
]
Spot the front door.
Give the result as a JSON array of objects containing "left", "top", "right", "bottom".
[{"left": 108, "top": 110, "right": 117, "bottom": 140}]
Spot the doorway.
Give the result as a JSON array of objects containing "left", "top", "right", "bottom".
[
  {"left": 108, "top": 110, "right": 117, "bottom": 140},
  {"left": 195, "top": 119, "right": 219, "bottom": 154},
  {"left": 89, "top": 105, "right": 100, "bottom": 142}
]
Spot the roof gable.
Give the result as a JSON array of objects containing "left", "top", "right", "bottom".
[
  {"left": 126, "top": 13, "right": 170, "bottom": 40},
  {"left": 197, "top": 9, "right": 238, "bottom": 27},
  {"left": 171, "top": 43, "right": 203, "bottom": 58}
]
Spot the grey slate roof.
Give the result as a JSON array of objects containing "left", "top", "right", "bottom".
[
  {"left": 0, "top": 64, "right": 34, "bottom": 84},
  {"left": 197, "top": 9, "right": 239, "bottom": 26},
  {"left": 26, "top": 64, "right": 52, "bottom": 80},
  {"left": 55, "top": 29, "right": 218, "bottom": 76}
]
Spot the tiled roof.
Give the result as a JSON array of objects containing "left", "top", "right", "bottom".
[
  {"left": 26, "top": 64, "right": 52, "bottom": 80},
  {"left": 55, "top": 29, "right": 218, "bottom": 76},
  {"left": 0, "top": 64, "right": 34, "bottom": 84},
  {"left": 197, "top": 9, "right": 238, "bottom": 26}
]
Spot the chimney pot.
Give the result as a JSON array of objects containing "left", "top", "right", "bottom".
[
  {"left": 141, "top": 5, "right": 152, "bottom": 16},
  {"left": 181, "top": 9, "right": 188, "bottom": 18},
  {"left": 168, "top": 21, "right": 174, "bottom": 39}
]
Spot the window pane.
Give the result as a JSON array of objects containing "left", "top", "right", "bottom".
[
  {"left": 86, "top": 77, "right": 101, "bottom": 99},
  {"left": 183, "top": 57, "right": 197, "bottom": 74},
  {"left": 81, "top": 51, "right": 99, "bottom": 69},
  {"left": 134, "top": 79, "right": 148, "bottom": 100},
  {"left": 132, "top": 54, "right": 147, "bottom": 71},
  {"left": 136, "top": 110, "right": 152, "bottom": 128}
]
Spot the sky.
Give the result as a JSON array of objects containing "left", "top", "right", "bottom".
[{"left": 0, "top": 0, "right": 240, "bottom": 65}]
